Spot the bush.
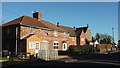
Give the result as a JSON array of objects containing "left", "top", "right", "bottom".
[
  {"left": 68, "top": 46, "right": 82, "bottom": 56},
  {"left": 68, "top": 45, "right": 94, "bottom": 56}
]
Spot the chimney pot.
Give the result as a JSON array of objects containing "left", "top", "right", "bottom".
[
  {"left": 73, "top": 26, "right": 76, "bottom": 28},
  {"left": 57, "top": 22, "right": 60, "bottom": 27},
  {"left": 33, "top": 11, "right": 41, "bottom": 21},
  {"left": 87, "top": 24, "right": 89, "bottom": 27}
]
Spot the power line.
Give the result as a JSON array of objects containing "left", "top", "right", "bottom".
[{"left": 3, "top": 7, "right": 21, "bottom": 16}]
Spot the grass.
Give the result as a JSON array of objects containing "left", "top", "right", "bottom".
[{"left": 1, "top": 57, "right": 21, "bottom": 61}]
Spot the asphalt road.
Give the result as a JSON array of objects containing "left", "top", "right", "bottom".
[{"left": 1, "top": 52, "right": 120, "bottom": 68}]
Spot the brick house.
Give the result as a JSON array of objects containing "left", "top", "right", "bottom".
[
  {"left": 2, "top": 11, "right": 70, "bottom": 55},
  {"left": 2, "top": 11, "right": 95, "bottom": 55},
  {"left": 57, "top": 23, "right": 95, "bottom": 46}
]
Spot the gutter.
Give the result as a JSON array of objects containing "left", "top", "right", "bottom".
[
  {"left": 20, "top": 23, "right": 69, "bottom": 33},
  {"left": 20, "top": 23, "right": 52, "bottom": 30}
]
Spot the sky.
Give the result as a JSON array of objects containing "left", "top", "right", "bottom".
[{"left": 2, "top": 2, "right": 118, "bottom": 43}]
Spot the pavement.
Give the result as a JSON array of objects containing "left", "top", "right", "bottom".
[
  {"left": 1, "top": 50, "right": 120, "bottom": 68},
  {"left": 0, "top": 60, "right": 8, "bottom": 62}
]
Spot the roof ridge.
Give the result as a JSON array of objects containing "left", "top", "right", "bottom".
[
  {"left": 76, "top": 27, "right": 87, "bottom": 29},
  {"left": 60, "top": 25, "right": 75, "bottom": 29},
  {"left": 19, "top": 16, "right": 25, "bottom": 23},
  {"left": 40, "top": 20, "right": 67, "bottom": 32}
]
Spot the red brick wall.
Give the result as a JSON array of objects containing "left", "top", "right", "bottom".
[
  {"left": 27, "top": 35, "right": 42, "bottom": 55},
  {"left": 96, "top": 44, "right": 112, "bottom": 53},
  {"left": 69, "top": 37, "right": 77, "bottom": 45},
  {"left": 20, "top": 26, "right": 70, "bottom": 51},
  {"left": 80, "top": 30, "right": 86, "bottom": 45}
]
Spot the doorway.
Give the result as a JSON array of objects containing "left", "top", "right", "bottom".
[{"left": 63, "top": 43, "right": 67, "bottom": 51}]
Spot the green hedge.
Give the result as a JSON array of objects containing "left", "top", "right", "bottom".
[{"left": 68, "top": 45, "right": 94, "bottom": 56}]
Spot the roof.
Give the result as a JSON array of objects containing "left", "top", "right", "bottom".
[
  {"left": 2, "top": 16, "right": 23, "bottom": 26},
  {"left": 40, "top": 20, "right": 67, "bottom": 32},
  {"left": 91, "top": 36, "right": 96, "bottom": 42},
  {"left": 76, "top": 27, "right": 88, "bottom": 33},
  {"left": 59, "top": 25, "right": 89, "bottom": 37},
  {"left": 59, "top": 25, "right": 76, "bottom": 37},
  {"left": 22, "top": 34, "right": 34, "bottom": 39},
  {"left": 2, "top": 16, "right": 67, "bottom": 32}
]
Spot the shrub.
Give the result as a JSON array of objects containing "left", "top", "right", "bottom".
[{"left": 68, "top": 45, "right": 94, "bottom": 56}]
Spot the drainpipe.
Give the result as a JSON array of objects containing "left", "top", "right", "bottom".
[{"left": 16, "top": 27, "right": 18, "bottom": 55}]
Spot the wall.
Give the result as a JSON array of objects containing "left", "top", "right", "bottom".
[
  {"left": 80, "top": 30, "right": 86, "bottom": 45},
  {"left": 96, "top": 44, "right": 112, "bottom": 53},
  {"left": 20, "top": 25, "right": 70, "bottom": 51},
  {"left": 27, "top": 35, "right": 42, "bottom": 55},
  {"left": 2, "top": 24, "right": 20, "bottom": 53},
  {"left": 85, "top": 27, "right": 92, "bottom": 41},
  {"left": 69, "top": 37, "right": 77, "bottom": 46}
]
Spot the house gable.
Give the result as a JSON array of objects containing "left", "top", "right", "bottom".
[
  {"left": 80, "top": 30, "right": 86, "bottom": 45},
  {"left": 85, "top": 26, "right": 92, "bottom": 41}
]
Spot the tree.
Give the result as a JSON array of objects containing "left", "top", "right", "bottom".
[
  {"left": 107, "top": 36, "right": 112, "bottom": 44},
  {"left": 95, "top": 33, "right": 112, "bottom": 44},
  {"left": 95, "top": 33, "right": 100, "bottom": 42},
  {"left": 99, "top": 33, "right": 112, "bottom": 44}
]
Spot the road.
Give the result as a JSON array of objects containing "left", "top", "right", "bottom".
[{"left": 1, "top": 51, "right": 120, "bottom": 68}]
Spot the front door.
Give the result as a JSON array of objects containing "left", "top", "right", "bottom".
[
  {"left": 42, "top": 41, "right": 49, "bottom": 50},
  {"left": 63, "top": 43, "right": 67, "bottom": 51}
]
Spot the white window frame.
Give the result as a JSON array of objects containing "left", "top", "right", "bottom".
[
  {"left": 54, "top": 30, "right": 58, "bottom": 36},
  {"left": 72, "top": 38, "right": 75, "bottom": 41},
  {"left": 63, "top": 43, "right": 67, "bottom": 51},
  {"left": 29, "top": 41, "right": 35, "bottom": 49},
  {"left": 53, "top": 41, "right": 59, "bottom": 50},
  {"left": 64, "top": 32, "right": 65, "bottom": 37},
  {"left": 35, "top": 42, "right": 40, "bottom": 50},
  {"left": 29, "top": 41, "right": 40, "bottom": 50},
  {"left": 81, "top": 38, "right": 84, "bottom": 41}
]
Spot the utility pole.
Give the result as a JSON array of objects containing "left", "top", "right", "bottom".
[{"left": 112, "top": 27, "right": 114, "bottom": 50}]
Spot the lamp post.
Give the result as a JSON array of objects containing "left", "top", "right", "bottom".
[{"left": 112, "top": 27, "right": 114, "bottom": 50}]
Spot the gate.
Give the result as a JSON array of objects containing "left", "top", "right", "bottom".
[{"left": 38, "top": 50, "right": 58, "bottom": 61}]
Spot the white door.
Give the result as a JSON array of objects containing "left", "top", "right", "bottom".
[
  {"left": 42, "top": 41, "right": 49, "bottom": 50},
  {"left": 35, "top": 42, "right": 40, "bottom": 54},
  {"left": 63, "top": 43, "right": 67, "bottom": 51}
]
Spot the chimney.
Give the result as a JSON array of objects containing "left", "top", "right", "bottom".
[
  {"left": 87, "top": 24, "right": 89, "bottom": 28},
  {"left": 73, "top": 26, "right": 76, "bottom": 28},
  {"left": 33, "top": 11, "right": 41, "bottom": 21},
  {"left": 57, "top": 22, "right": 60, "bottom": 27}
]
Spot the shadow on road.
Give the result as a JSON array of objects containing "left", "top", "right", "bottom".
[{"left": 1, "top": 52, "right": 120, "bottom": 68}]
